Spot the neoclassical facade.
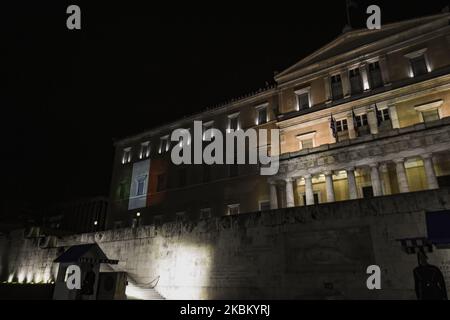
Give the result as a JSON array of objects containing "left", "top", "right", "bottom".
[{"left": 108, "top": 13, "right": 450, "bottom": 229}]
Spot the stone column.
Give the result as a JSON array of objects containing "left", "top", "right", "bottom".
[
  {"left": 346, "top": 168, "right": 358, "bottom": 200},
  {"left": 341, "top": 70, "right": 351, "bottom": 98},
  {"left": 370, "top": 164, "right": 383, "bottom": 196},
  {"left": 304, "top": 175, "right": 315, "bottom": 206},
  {"left": 360, "top": 64, "right": 370, "bottom": 91},
  {"left": 378, "top": 56, "right": 391, "bottom": 86},
  {"left": 269, "top": 181, "right": 278, "bottom": 210},
  {"left": 347, "top": 112, "right": 357, "bottom": 139},
  {"left": 380, "top": 163, "right": 392, "bottom": 195},
  {"left": 422, "top": 154, "right": 439, "bottom": 190},
  {"left": 285, "top": 178, "right": 295, "bottom": 208},
  {"left": 324, "top": 76, "right": 332, "bottom": 104},
  {"left": 388, "top": 105, "right": 400, "bottom": 129},
  {"left": 367, "top": 106, "right": 379, "bottom": 135},
  {"left": 394, "top": 159, "right": 409, "bottom": 193},
  {"left": 324, "top": 171, "right": 335, "bottom": 203}
]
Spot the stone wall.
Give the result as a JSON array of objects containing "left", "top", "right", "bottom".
[{"left": 2, "top": 188, "right": 450, "bottom": 300}]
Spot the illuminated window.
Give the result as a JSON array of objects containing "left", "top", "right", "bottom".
[
  {"left": 336, "top": 119, "right": 348, "bottom": 132},
  {"left": 330, "top": 74, "right": 344, "bottom": 100},
  {"left": 349, "top": 68, "right": 363, "bottom": 94},
  {"left": 227, "top": 204, "right": 240, "bottom": 216},
  {"left": 200, "top": 208, "right": 212, "bottom": 219},
  {"left": 355, "top": 114, "right": 368, "bottom": 128},
  {"left": 228, "top": 113, "right": 240, "bottom": 132},
  {"left": 122, "top": 147, "right": 132, "bottom": 164},
  {"left": 139, "top": 141, "right": 150, "bottom": 159},
  {"left": 406, "top": 49, "right": 429, "bottom": 77},
  {"left": 159, "top": 135, "right": 170, "bottom": 154},
  {"left": 256, "top": 105, "right": 268, "bottom": 125},
  {"left": 368, "top": 61, "right": 383, "bottom": 89},
  {"left": 410, "top": 56, "right": 428, "bottom": 77},
  {"left": 295, "top": 87, "right": 311, "bottom": 111}
]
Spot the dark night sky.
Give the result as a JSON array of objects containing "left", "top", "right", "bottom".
[{"left": 2, "top": 1, "right": 449, "bottom": 217}]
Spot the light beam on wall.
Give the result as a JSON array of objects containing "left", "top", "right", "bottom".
[{"left": 124, "top": 242, "right": 212, "bottom": 300}]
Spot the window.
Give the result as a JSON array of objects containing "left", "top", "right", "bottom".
[
  {"left": 259, "top": 201, "right": 270, "bottom": 212},
  {"left": 295, "top": 88, "right": 311, "bottom": 111},
  {"left": 296, "top": 132, "right": 316, "bottom": 150},
  {"left": 202, "top": 121, "right": 214, "bottom": 141},
  {"left": 156, "top": 173, "right": 167, "bottom": 192},
  {"left": 300, "top": 139, "right": 314, "bottom": 149},
  {"left": 410, "top": 55, "right": 428, "bottom": 77},
  {"left": 122, "top": 148, "right": 132, "bottom": 164},
  {"left": 422, "top": 110, "right": 440, "bottom": 123},
  {"left": 228, "top": 113, "right": 240, "bottom": 132},
  {"left": 355, "top": 114, "right": 368, "bottom": 128},
  {"left": 159, "top": 136, "right": 170, "bottom": 154},
  {"left": 368, "top": 61, "right": 383, "bottom": 89},
  {"left": 415, "top": 100, "right": 443, "bottom": 124},
  {"left": 297, "top": 93, "right": 310, "bottom": 110},
  {"left": 349, "top": 68, "right": 363, "bottom": 94},
  {"left": 331, "top": 74, "right": 344, "bottom": 100},
  {"left": 302, "top": 193, "right": 319, "bottom": 205},
  {"left": 227, "top": 204, "right": 240, "bottom": 215},
  {"left": 336, "top": 119, "right": 348, "bottom": 132},
  {"left": 136, "top": 176, "right": 147, "bottom": 196},
  {"left": 200, "top": 208, "right": 212, "bottom": 219},
  {"left": 377, "top": 108, "right": 390, "bottom": 122},
  {"left": 139, "top": 142, "right": 150, "bottom": 159},
  {"left": 256, "top": 106, "right": 268, "bottom": 125}
]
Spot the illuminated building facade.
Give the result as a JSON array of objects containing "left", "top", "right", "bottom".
[{"left": 108, "top": 14, "right": 450, "bottom": 229}]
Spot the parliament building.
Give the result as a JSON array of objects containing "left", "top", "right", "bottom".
[{"left": 108, "top": 13, "right": 450, "bottom": 230}]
